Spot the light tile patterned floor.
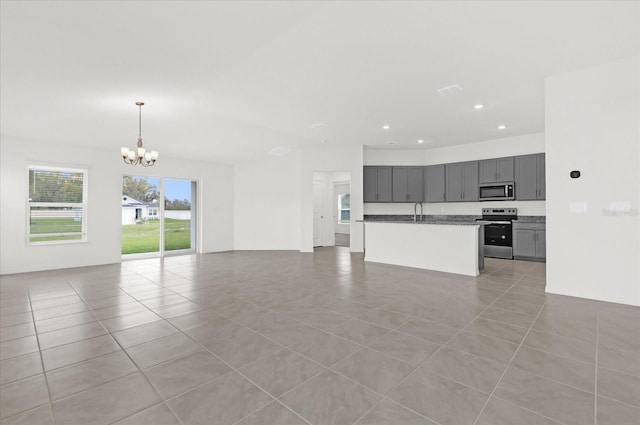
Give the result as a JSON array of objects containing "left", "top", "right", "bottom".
[{"left": 1, "top": 247, "right": 638, "bottom": 425}]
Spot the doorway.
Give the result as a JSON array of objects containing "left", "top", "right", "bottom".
[
  {"left": 334, "top": 182, "right": 350, "bottom": 247},
  {"left": 121, "top": 176, "right": 197, "bottom": 258},
  {"left": 312, "top": 171, "right": 351, "bottom": 249},
  {"left": 313, "top": 181, "right": 324, "bottom": 247}
]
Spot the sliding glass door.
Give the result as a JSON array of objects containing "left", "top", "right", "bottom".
[
  {"left": 164, "top": 179, "right": 195, "bottom": 253},
  {"left": 121, "top": 176, "right": 196, "bottom": 257}
]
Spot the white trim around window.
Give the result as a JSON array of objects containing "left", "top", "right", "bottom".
[{"left": 27, "top": 164, "right": 88, "bottom": 245}]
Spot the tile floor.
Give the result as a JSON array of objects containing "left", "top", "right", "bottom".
[{"left": 1, "top": 247, "right": 638, "bottom": 425}]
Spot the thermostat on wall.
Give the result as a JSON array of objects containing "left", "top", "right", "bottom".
[{"left": 570, "top": 170, "right": 581, "bottom": 179}]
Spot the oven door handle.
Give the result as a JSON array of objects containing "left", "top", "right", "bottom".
[{"left": 485, "top": 221, "right": 512, "bottom": 224}]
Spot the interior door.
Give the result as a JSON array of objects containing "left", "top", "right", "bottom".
[{"left": 313, "top": 181, "right": 323, "bottom": 247}]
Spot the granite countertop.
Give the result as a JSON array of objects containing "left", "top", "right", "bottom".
[
  {"left": 513, "top": 216, "right": 546, "bottom": 223},
  {"left": 364, "top": 215, "right": 486, "bottom": 226},
  {"left": 364, "top": 214, "right": 546, "bottom": 225}
]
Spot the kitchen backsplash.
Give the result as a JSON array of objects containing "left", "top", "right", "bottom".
[{"left": 363, "top": 200, "right": 546, "bottom": 216}]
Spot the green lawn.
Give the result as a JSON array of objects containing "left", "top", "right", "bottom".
[
  {"left": 29, "top": 217, "right": 191, "bottom": 253},
  {"left": 29, "top": 217, "right": 83, "bottom": 242},
  {"left": 121, "top": 219, "right": 191, "bottom": 254}
]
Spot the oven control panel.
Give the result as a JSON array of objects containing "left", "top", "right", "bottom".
[{"left": 482, "top": 208, "right": 517, "bottom": 215}]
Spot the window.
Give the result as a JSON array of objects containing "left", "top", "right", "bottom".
[
  {"left": 338, "top": 193, "right": 350, "bottom": 224},
  {"left": 28, "top": 165, "right": 87, "bottom": 244}
]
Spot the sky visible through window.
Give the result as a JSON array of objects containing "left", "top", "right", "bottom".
[{"left": 165, "top": 179, "right": 190, "bottom": 202}]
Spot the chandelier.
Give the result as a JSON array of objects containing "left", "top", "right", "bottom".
[{"left": 121, "top": 102, "right": 158, "bottom": 166}]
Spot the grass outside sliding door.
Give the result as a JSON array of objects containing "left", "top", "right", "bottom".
[{"left": 121, "top": 219, "right": 190, "bottom": 254}]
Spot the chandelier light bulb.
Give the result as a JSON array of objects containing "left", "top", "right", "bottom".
[{"left": 121, "top": 102, "right": 158, "bottom": 166}]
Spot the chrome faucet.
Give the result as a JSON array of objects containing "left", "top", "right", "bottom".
[{"left": 414, "top": 202, "right": 423, "bottom": 222}]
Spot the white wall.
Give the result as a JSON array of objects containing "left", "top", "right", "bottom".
[
  {"left": 234, "top": 145, "right": 363, "bottom": 253},
  {"left": 0, "top": 139, "right": 234, "bottom": 275},
  {"left": 546, "top": 56, "right": 640, "bottom": 306},
  {"left": 364, "top": 133, "right": 545, "bottom": 166},
  {"left": 363, "top": 133, "right": 546, "bottom": 216},
  {"left": 233, "top": 153, "right": 302, "bottom": 250}
]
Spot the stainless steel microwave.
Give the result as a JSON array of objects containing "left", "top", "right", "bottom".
[{"left": 479, "top": 183, "right": 515, "bottom": 201}]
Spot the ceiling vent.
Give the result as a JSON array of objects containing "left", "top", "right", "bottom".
[
  {"left": 437, "top": 84, "right": 463, "bottom": 97},
  {"left": 268, "top": 146, "right": 290, "bottom": 157}
]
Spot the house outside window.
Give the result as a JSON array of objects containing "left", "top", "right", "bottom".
[
  {"left": 338, "top": 193, "right": 350, "bottom": 224},
  {"left": 28, "top": 164, "right": 88, "bottom": 244}
]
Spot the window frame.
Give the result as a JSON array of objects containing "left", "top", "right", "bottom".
[
  {"left": 337, "top": 192, "right": 351, "bottom": 225},
  {"left": 26, "top": 163, "right": 89, "bottom": 245}
]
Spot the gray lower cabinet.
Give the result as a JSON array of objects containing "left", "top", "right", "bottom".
[
  {"left": 446, "top": 161, "right": 478, "bottom": 202},
  {"left": 392, "top": 167, "right": 423, "bottom": 202},
  {"left": 479, "top": 157, "right": 514, "bottom": 183},
  {"left": 513, "top": 222, "right": 546, "bottom": 261},
  {"left": 424, "top": 164, "right": 446, "bottom": 202},
  {"left": 515, "top": 154, "right": 545, "bottom": 200},
  {"left": 364, "top": 166, "right": 393, "bottom": 202}
]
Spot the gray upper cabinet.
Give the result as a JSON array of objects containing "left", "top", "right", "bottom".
[
  {"left": 446, "top": 161, "right": 478, "bottom": 202},
  {"left": 364, "top": 166, "right": 393, "bottom": 202},
  {"left": 424, "top": 164, "right": 446, "bottom": 202},
  {"left": 392, "top": 167, "right": 423, "bottom": 202},
  {"left": 479, "top": 157, "right": 514, "bottom": 183},
  {"left": 462, "top": 161, "right": 479, "bottom": 201},
  {"left": 364, "top": 152, "right": 544, "bottom": 204},
  {"left": 515, "top": 154, "right": 545, "bottom": 200},
  {"left": 537, "top": 154, "right": 546, "bottom": 199}
]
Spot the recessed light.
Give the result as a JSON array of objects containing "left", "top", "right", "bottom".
[
  {"left": 497, "top": 124, "right": 506, "bottom": 130},
  {"left": 418, "top": 139, "right": 424, "bottom": 144},
  {"left": 474, "top": 104, "right": 484, "bottom": 110},
  {"left": 382, "top": 124, "right": 390, "bottom": 130},
  {"left": 320, "top": 139, "right": 327, "bottom": 144},
  {"left": 385, "top": 140, "right": 396, "bottom": 145}
]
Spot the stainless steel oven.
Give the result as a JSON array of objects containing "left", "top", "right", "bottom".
[
  {"left": 479, "top": 182, "right": 515, "bottom": 201},
  {"left": 478, "top": 208, "right": 517, "bottom": 259}
]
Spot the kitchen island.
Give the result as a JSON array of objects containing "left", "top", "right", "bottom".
[{"left": 364, "top": 218, "right": 488, "bottom": 276}]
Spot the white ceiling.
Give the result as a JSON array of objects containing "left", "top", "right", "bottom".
[{"left": 1, "top": 1, "right": 639, "bottom": 164}]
